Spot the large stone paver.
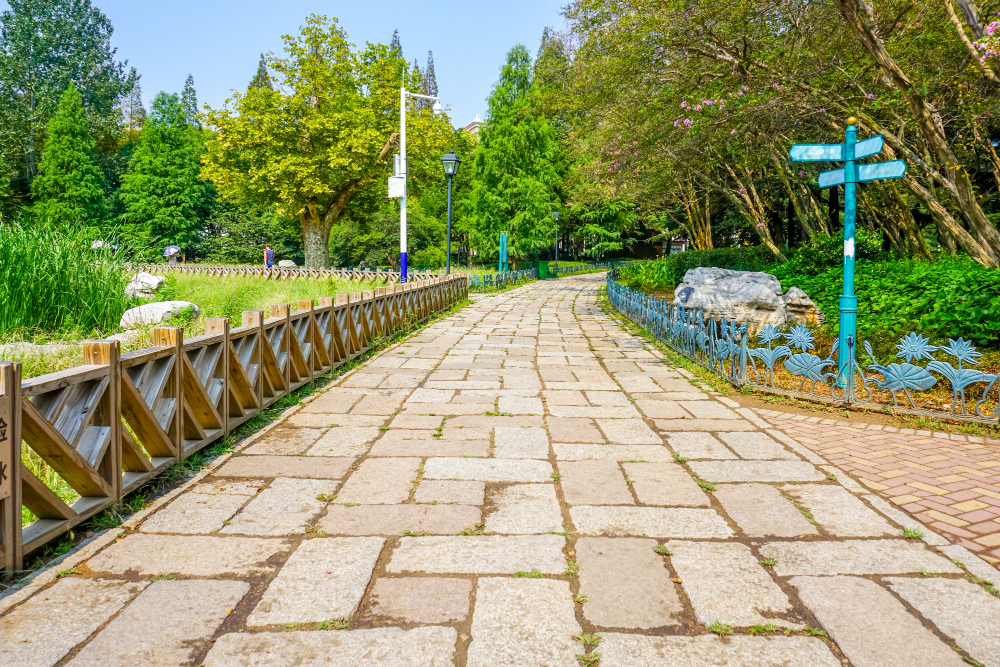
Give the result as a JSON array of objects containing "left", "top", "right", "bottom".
[
  {"left": 248, "top": 537, "right": 383, "bottom": 625},
  {"left": 485, "top": 483, "right": 563, "bottom": 534},
  {"left": 86, "top": 534, "right": 287, "bottom": 576},
  {"left": 467, "top": 578, "right": 581, "bottom": 667},
  {"left": 688, "top": 459, "right": 825, "bottom": 483},
  {"left": 623, "top": 461, "right": 709, "bottom": 507},
  {"left": 886, "top": 577, "right": 1000, "bottom": 667},
  {"left": 140, "top": 488, "right": 249, "bottom": 534},
  {"left": 222, "top": 477, "right": 333, "bottom": 536},
  {"left": 335, "top": 457, "right": 420, "bottom": 504},
  {"left": 203, "top": 627, "right": 457, "bottom": 666},
  {"left": 761, "top": 539, "right": 961, "bottom": 576},
  {"left": 667, "top": 540, "right": 797, "bottom": 628},
  {"left": 387, "top": 535, "right": 567, "bottom": 574},
  {"left": 783, "top": 484, "right": 895, "bottom": 537},
  {"left": 0, "top": 578, "right": 147, "bottom": 667},
  {"left": 790, "top": 576, "right": 965, "bottom": 667},
  {"left": 577, "top": 537, "right": 682, "bottom": 628},
  {"left": 320, "top": 504, "right": 481, "bottom": 535},
  {"left": 597, "top": 634, "right": 841, "bottom": 666},
  {"left": 213, "top": 454, "right": 353, "bottom": 478},
  {"left": 423, "top": 457, "right": 553, "bottom": 482},
  {"left": 713, "top": 483, "right": 817, "bottom": 537},
  {"left": 68, "top": 580, "right": 248, "bottom": 666},
  {"left": 369, "top": 577, "right": 472, "bottom": 624},
  {"left": 558, "top": 459, "right": 634, "bottom": 505},
  {"left": 571, "top": 505, "right": 733, "bottom": 538}
]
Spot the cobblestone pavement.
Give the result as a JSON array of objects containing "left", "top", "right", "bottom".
[
  {"left": 2, "top": 273, "right": 999, "bottom": 666},
  {"left": 761, "top": 410, "right": 1000, "bottom": 564}
]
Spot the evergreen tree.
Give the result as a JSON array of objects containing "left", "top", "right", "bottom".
[
  {"left": 182, "top": 74, "right": 199, "bottom": 127},
  {"left": 468, "top": 45, "right": 562, "bottom": 259},
  {"left": 31, "top": 82, "right": 105, "bottom": 224},
  {"left": 119, "top": 92, "right": 209, "bottom": 250},
  {"left": 248, "top": 54, "right": 272, "bottom": 90},
  {"left": 389, "top": 29, "right": 403, "bottom": 60},
  {"left": 423, "top": 51, "right": 438, "bottom": 98},
  {"left": 0, "top": 0, "right": 132, "bottom": 191},
  {"left": 120, "top": 71, "right": 147, "bottom": 143}
]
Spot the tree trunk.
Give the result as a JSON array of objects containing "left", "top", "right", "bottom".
[
  {"left": 835, "top": 0, "right": 1000, "bottom": 263},
  {"left": 300, "top": 202, "right": 332, "bottom": 269},
  {"left": 904, "top": 175, "right": 994, "bottom": 263}
]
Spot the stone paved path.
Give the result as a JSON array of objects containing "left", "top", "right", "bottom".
[
  {"left": 2, "top": 273, "right": 999, "bottom": 666},
  {"left": 762, "top": 409, "right": 1000, "bottom": 562}
]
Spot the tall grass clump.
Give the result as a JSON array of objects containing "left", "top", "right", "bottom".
[{"left": 0, "top": 223, "right": 136, "bottom": 337}]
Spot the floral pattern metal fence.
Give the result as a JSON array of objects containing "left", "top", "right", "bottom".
[
  {"left": 469, "top": 268, "right": 538, "bottom": 292},
  {"left": 606, "top": 269, "right": 999, "bottom": 425}
]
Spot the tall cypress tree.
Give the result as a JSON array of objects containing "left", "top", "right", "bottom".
[
  {"left": 248, "top": 54, "right": 272, "bottom": 90},
  {"left": 119, "top": 92, "right": 208, "bottom": 249},
  {"left": 182, "top": 74, "right": 199, "bottom": 127},
  {"left": 423, "top": 51, "right": 438, "bottom": 98},
  {"left": 121, "top": 72, "right": 147, "bottom": 143},
  {"left": 31, "top": 82, "right": 105, "bottom": 224},
  {"left": 389, "top": 29, "right": 403, "bottom": 60}
]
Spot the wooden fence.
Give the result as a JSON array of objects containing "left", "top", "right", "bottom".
[
  {"left": 0, "top": 274, "right": 467, "bottom": 572},
  {"left": 132, "top": 263, "right": 446, "bottom": 282}
]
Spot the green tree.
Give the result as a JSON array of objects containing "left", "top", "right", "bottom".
[
  {"left": 119, "top": 92, "right": 209, "bottom": 251},
  {"left": 202, "top": 15, "right": 451, "bottom": 268},
  {"left": 120, "top": 71, "right": 146, "bottom": 144},
  {"left": 182, "top": 74, "right": 199, "bottom": 127},
  {"left": 248, "top": 54, "right": 272, "bottom": 90},
  {"left": 468, "top": 45, "right": 562, "bottom": 260},
  {"left": 31, "top": 83, "right": 105, "bottom": 225},
  {"left": 0, "top": 0, "right": 133, "bottom": 194}
]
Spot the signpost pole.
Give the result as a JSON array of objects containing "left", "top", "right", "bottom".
[{"left": 838, "top": 120, "right": 859, "bottom": 388}]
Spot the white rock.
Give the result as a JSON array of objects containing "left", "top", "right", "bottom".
[
  {"left": 125, "top": 272, "right": 166, "bottom": 298},
  {"left": 278, "top": 260, "right": 297, "bottom": 268},
  {"left": 120, "top": 301, "right": 200, "bottom": 330},
  {"left": 673, "top": 267, "right": 824, "bottom": 329}
]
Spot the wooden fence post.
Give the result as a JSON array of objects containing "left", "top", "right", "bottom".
[
  {"left": 272, "top": 304, "right": 292, "bottom": 390},
  {"left": 297, "top": 299, "right": 317, "bottom": 379},
  {"left": 241, "top": 311, "right": 265, "bottom": 411},
  {"left": 152, "top": 327, "right": 184, "bottom": 461},
  {"left": 204, "top": 318, "right": 230, "bottom": 441},
  {"left": 83, "top": 340, "right": 122, "bottom": 504},
  {"left": 0, "top": 361, "right": 22, "bottom": 573}
]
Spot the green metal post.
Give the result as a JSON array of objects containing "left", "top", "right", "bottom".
[{"left": 837, "top": 122, "right": 858, "bottom": 388}]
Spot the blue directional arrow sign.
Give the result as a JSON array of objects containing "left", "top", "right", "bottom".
[
  {"left": 788, "top": 144, "right": 844, "bottom": 161},
  {"left": 858, "top": 159, "right": 906, "bottom": 182},
  {"left": 854, "top": 134, "right": 884, "bottom": 159},
  {"left": 788, "top": 122, "right": 906, "bottom": 391}
]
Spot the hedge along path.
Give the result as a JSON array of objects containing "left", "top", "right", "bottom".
[
  {"left": 0, "top": 273, "right": 468, "bottom": 572},
  {"left": 1, "top": 272, "right": 998, "bottom": 667}
]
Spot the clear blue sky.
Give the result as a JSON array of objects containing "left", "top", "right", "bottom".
[{"left": 2, "top": 0, "right": 567, "bottom": 127}]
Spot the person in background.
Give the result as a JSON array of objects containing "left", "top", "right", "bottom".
[{"left": 264, "top": 244, "right": 274, "bottom": 268}]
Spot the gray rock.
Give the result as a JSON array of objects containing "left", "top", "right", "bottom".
[
  {"left": 467, "top": 578, "right": 581, "bottom": 667},
  {"left": 570, "top": 506, "right": 733, "bottom": 538},
  {"left": 0, "top": 578, "right": 147, "bottom": 667},
  {"left": 68, "top": 579, "right": 248, "bottom": 666},
  {"left": 387, "top": 535, "right": 566, "bottom": 574},
  {"left": 673, "top": 267, "right": 824, "bottom": 329},
  {"left": 666, "top": 540, "right": 798, "bottom": 628},
  {"left": 248, "top": 537, "right": 384, "bottom": 625},
  {"left": 597, "top": 633, "right": 841, "bottom": 666},
  {"left": 577, "top": 537, "right": 682, "bottom": 628},
  {"left": 790, "top": 576, "right": 965, "bottom": 667},
  {"left": 277, "top": 259, "right": 297, "bottom": 268},
  {"left": 124, "top": 271, "right": 166, "bottom": 298},
  {"left": 886, "top": 577, "right": 1000, "bottom": 667},
  {"left": 203, "top": 627, "right": 457, "bottom": 666},
  {"left": 119, "top": 301, "right": 200, "bottom": 329}
]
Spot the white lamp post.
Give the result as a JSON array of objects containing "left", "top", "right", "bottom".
[{"left": 392, "top": 86, "right": 442, "bottom": 282}]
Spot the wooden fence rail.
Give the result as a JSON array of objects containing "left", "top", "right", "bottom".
[
  {"left": 131, "top": 263, "right": 446, "bottom": 283},
  {"left": 0, "top": 273, "right": 467, "bottom": 572}
]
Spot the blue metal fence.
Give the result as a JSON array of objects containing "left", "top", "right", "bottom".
[{"left": 605, "top": 269, "right": 999, "bottom": 425}]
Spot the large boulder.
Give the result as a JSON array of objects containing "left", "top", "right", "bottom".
[
  {"left": 125, "top": 272, "right": 167, "bottom": 298},
  {"left": 277, "top": 260, "right": 297, "bottom": 268},
  {"left": 120, "top": 301, "right": 200, "bottom": 330},
  {"left": 673, "top": 267, "right": 823, "bottom": 330}
]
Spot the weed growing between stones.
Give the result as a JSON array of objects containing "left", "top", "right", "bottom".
[
  {"left": 804, "top": 626, "right": 827, "bottom": 637},
  {"left": 694, "top": 477, "right": 715, "bottom": 492},
  {"left": 402, "top": 530, "right": 428, "bottom": 537},
  {"left": 55, "top": 567, "right": 80, "bottom": 578},
  {"left": 672, "top": 453, "right": 689, "bottom": 464},
  {"left": 761, "top": 558, "right": 777, "bottom": 567},
  {"left": 901, "top": 527, "right": 924, "bottom": 540},
  {"left": 654, "top": 544, "right": 671, "bottom": 556},
  {"left": 574, "top": 593, "right": 588, "bottom": 604},
  {"left": 144, "top": 573, "right": 176, "bottom": 581},
  {"left": 565, "top": 560, "right": 579, "bottom": 576},
  {"left": 515, "top": 570, "right": 545, "bottom": 578},
  {"left": 709, "top": 621, "right": 734, "bottom": 636},
  {"left": 748, "top": 623, "right": 780, "bottom": 635},
  {"left": 317, "top": 618, "right": 350, "bottom": 631},
  {"left": 457, "top": 524, "right": 485, "bottom": 536}
]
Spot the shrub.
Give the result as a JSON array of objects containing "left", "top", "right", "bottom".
[{"left": 618, "top": 246, "right": 776, "bottom": 290}]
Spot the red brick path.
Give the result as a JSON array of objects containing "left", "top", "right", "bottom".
[{"left": 759, "top": 408, "right": 1000, "bottom": 566}]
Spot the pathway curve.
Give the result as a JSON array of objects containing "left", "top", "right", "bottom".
[{"left": 2, "top": 273, "right": 999, "bottom": 666}]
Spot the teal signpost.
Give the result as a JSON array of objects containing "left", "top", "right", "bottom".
[
  {"left": 498, "top": 233, "right": 509, "bottom": 273},
  {"left": 789, "top": 118, "right": 906, "bottom": 386}
]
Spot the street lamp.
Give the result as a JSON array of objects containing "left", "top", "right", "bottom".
[
  {"left": 391, "top": 86, "right": 443, "bottom": 282},
  {"left": 552, "top": 211, "right": 561, "bottom": 269},
  {"left": 441, "top": 151, "right": 461, "bottom": 275}
]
